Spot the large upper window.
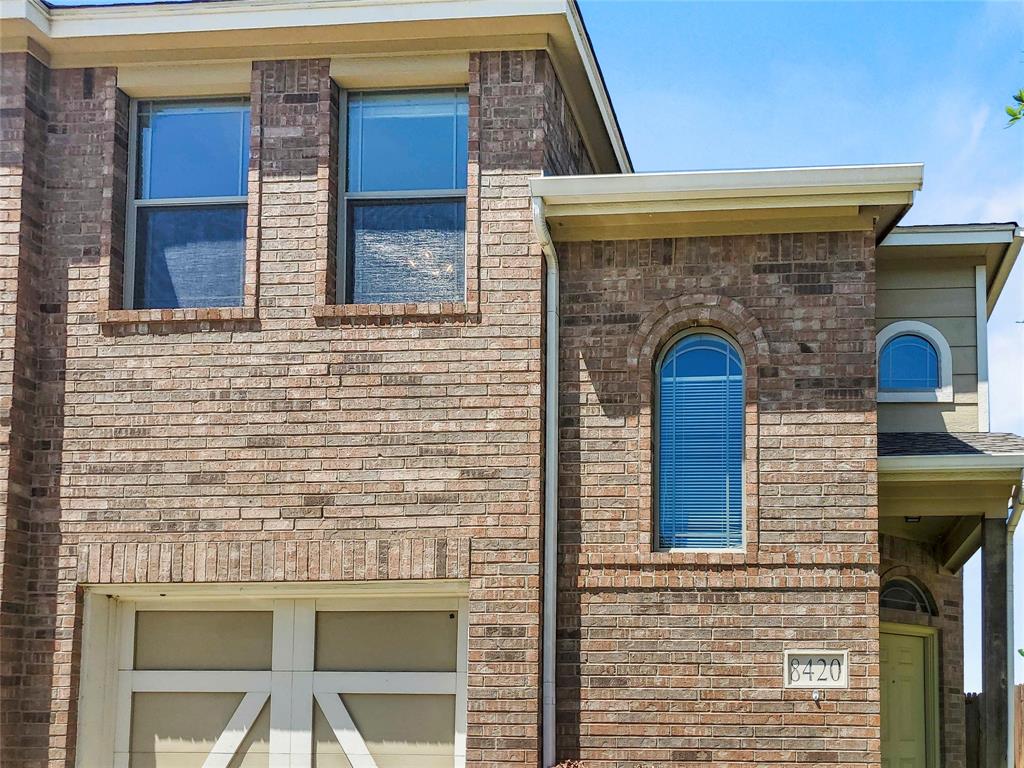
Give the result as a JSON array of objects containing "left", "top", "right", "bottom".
[
  {"left": 879, "top": 334, "right": 939, "bottom": 391},
  {"left": 657, "top": 332, "right": 744, "bottom": 550},
  {"left": 343, "top": 89, "right": 468, "bottom": 304},
  {"left": 126, "top": 99, "right": 250, "bottom": 310}
]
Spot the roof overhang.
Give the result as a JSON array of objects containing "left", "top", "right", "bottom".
[
  {"left": 879, "top": 223, "right": 1023, "bottom": 315},
  {"left": 879, "top": 452, "right": 1024, "bottom": 482},
  {"left": 878, "top": 456, "right": 1023, "bottom": 570},
  {"left": 530, "top": 163, "right": 923, "bottom": 242},
  {"left": 0, "top": 0, "right": 630, "bottom": 174}
]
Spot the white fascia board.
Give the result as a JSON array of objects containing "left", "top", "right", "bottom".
[
  {"left": 990, "top": 228, "right": 1023, "bottom": 315},
  {"left": 0, "top": 0, "right": 50, "bottom": 33},
  {"left": 879, "top": 454, "right": 1024, "bottom": 474},
  {"left": 882, "top": 224, "right": 1019, "bottom": 248},
  {"left": 530, "top": 163, "right": 924, "bottom": 206},
  {"left": 8, "top": 0, "right": 567, "bottom": 38},
  {"left": 563, "top": 0, "right": 631, "bottom": 172}
]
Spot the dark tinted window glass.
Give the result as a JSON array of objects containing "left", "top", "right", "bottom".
[
  {"left": 135, "top": 205, "right": 246, "bottom": 309},
  {"left": 348, "top": 90, "right": 468, "bottom": 193},
  {"left": 348, "top": 201, "right": 465, "bottom": 304},
  {"left": 138, "top": 101, "right": 250, "bottom": 199}
]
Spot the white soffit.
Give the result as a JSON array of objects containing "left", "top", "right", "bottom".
[
  {"left": 530, "top": 163, "right": 924, "bottom": 241},
  {"left": 0, "top": 0, "right": 631, "bottom": 174}
]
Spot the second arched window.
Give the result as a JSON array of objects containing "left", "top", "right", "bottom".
[{"left": 657, "top": 332, "right": 744, "bottom": 550}]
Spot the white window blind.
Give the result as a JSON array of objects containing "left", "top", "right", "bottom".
[{"left": 657, "top": 333, "right": 744, "bottom": 549}]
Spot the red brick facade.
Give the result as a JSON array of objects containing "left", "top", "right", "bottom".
[{"left": 0, "top": 43, "right": 960, "bottom": 768}]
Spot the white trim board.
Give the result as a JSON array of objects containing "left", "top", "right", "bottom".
[{"left": 976, "top": 265, "right": 990, "bottom": 431}]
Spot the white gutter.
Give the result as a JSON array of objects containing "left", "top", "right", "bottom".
[
  {"left": 533, "top": 194, "right": 559, "bottom": 768},
  {"left": 879, "top": 454, "right": 1024, "bottom": 474},
  {"left": 530, "top": 162, "right": 924, "bottom": 204},
  {"left": 1007, "top": 471, "right": 1024, "bottom": 768}
]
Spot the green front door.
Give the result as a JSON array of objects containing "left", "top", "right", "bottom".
[{"left": 881, "top": 630, "right": 929, "bottom": 768}]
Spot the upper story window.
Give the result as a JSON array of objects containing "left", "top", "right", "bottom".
[
  {"left": 879, "top": 334, "right": 938, "bottom": 390},
  {"left": 343, "top": 89, "right": 468, "bottom": 304},
  {"left": 656, "top": 331, "right": 744, "bottom": 551},
  {"left": 126, "top": 99, "right": 250, "bottom": 309},
  {"left": 876, "top": 321, "right": 953, "bottom": 402}
]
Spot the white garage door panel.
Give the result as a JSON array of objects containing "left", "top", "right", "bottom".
[
  {"left": 135, "top": 611, "right": 274, "bottom": 671},
  {"left": 315, "top": 612, "right": 457, "bottom": 672},
  {"left": 129, "top": 692, "right": 270, "bottom": 768},
  {"left": 105, "top": 596, "right": 468, "bottom": 768}
]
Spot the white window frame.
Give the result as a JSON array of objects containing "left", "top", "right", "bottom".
[
  {"left": 124, "top": 97, "right": 250, "bottom": 310},
  {"left": 77, "top": 582, "right": 469, "bottom": 768},
  {"left": 337, "top": 87, "right": 469, "bottom": 305},
  {"left": 876, "top": 321, "right": 954, "bottom": 403},
  {"left": 653, "top": 326, "right": 746, "bottom": 553}
]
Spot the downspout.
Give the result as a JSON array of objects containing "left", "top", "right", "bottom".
[
  {"left": 1007, "top": 470, "right": 1024, "bottom": 768},
  {"left": 532, "top": 194, "right": 559, "bottom": 768}
]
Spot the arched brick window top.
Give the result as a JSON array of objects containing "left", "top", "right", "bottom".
[{"left": 628, "top": 294, "right": 770, "bottom": 379}]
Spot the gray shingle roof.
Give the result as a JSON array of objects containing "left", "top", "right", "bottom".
[{"left": 878, "top": 432, "right": 1024, "bottom": 457}]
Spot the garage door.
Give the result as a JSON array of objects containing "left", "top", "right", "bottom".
[{"left": 100, "top": 595, "right": 467, "bottom": 768}]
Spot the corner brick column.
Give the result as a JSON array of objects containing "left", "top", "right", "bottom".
[{"left": 0, "top": 50, "right": 50, "bottom": 768}]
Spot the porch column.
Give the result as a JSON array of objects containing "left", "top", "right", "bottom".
[{"left": 982, "top": 515, "right": 1008, "bottom": 768}]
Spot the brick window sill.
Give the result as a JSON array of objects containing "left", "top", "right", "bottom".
[
  {"left": 312, "top": 301, "right": 473, "bottom": 322},
  {"left": 98, "top": 306, "right": 258, "bottom": 326},
  {"left": 579, "top": 549, "right": 754, "bottom": 568}
]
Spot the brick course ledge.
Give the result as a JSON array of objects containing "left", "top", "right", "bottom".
[
  {"left": 311, "top": 301, "right": 477, "bottom": 323},
  {"left": 98, "top": 307, "right": 258, "bottom": 324},
  {"left": 97, "top": 306, "right": 260, "bottom": 334}
]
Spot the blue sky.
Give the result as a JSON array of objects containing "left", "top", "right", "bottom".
[
  {"left": 576, "top": 0, "right": 1022, "bottom": 692},
  {"left": 44, "top": 0, "right": 1024, "bottom": 690}
]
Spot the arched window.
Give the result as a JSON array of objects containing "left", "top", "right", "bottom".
[
  {"left": 875, "top": 321, "right": 953, "bottom": 402},
  {"left": 879, "top": 334, "right": 939, "bottom": 391},
  {"left": 879, "top": 578, "right": 935, "bottom": 615},
  {"left": 656, "top": 332, "right": 744, "bottom": 550}
]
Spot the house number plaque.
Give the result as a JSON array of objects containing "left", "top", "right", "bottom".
[{"left": 783, "top": 649, "right": 849, "bottom": 689}]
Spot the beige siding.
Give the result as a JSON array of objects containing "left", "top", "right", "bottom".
[{"left": 877, "top": 257, "right": 981, "bottom": 433}]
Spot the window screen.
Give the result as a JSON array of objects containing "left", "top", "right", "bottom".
[
  {"left": 128, "top": 99, "right": 250, "bottom": 309},
  {"left": 879, "top": 333, "right": 940, "bottom": 391},
  {"left": 344, "top": 89, "right": 468, "bottom": 304},
  {"left": 657, "top": 333, "right": 744, "bottom": 550}
]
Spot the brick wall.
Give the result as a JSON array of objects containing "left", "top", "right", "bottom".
[
  {"left": 881, "top": 533, "right": 966, "bottom": 768},
  {"left": 0, "top": 48, "right": 589, "bottom": 768},
  {"left": 554, "top": 233, "right": 881, "bottom": 765},
  {"left": 0, "top": 51, "right": 52, "bottom": 768}
]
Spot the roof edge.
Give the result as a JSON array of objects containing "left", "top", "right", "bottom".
[
  {"left": 531, "top": 163, "right": 922, "bottom": 241},
  {"left": 531, "top": 163, "right": 924, "bottom": 201},
  {"left": 1, "top": 0, "right": 631, "bottom": 173},
  {"left": 879, "top": 453, "right": 1024, "bottom": 473}
]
